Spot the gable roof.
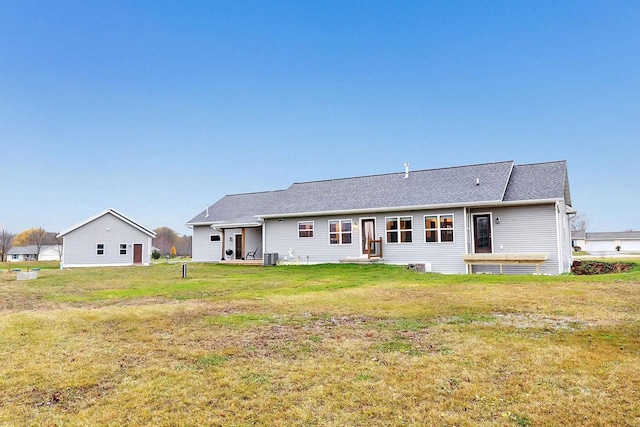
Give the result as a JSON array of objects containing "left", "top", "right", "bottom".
[
  {"left": 7, "top": 245, "right": 61, "bottom": 255},
  {"left": 503, "top": 161, "right": 571, "bottom": 205},
  {"left": 576, "top": 231, "right": 640, "bottom": 241},
  {"left": 187, "top": 160, "right": 572, "bottom": 226},
  {"left": 57, "top": 208, "right": 157, "bottom": 238}
]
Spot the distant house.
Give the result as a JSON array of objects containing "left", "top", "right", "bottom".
[
  {"left": 57, "top": 208, "right": 157, "bottom": 268},
  {"left": 7, "top": 245, "right": 62, "bottom": 262},
  {"left": 188, "top": 160, "right": 575, "bottom": 275},
  {"left": 571, "top": 230, "right": 640, "bottom": 254}
]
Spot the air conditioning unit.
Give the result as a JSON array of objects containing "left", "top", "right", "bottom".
[{"left": 263, "top": 253, "right": 278, "bottom": 266}]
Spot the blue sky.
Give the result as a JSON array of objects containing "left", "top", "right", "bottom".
[{"left": 1, "top": 0, "right": 638, "bottom": 235}]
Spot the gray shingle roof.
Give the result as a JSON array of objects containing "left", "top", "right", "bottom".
[
  {"left": 280, "top": 161, "right": 514, "bottom": 214},
  {"left": 7, "top": 245, "right": 60, "bottom": 255},
  {"left": 188, "top": 160, "right": 571, "bottom": 226},
  {"left": 503, "top": 161, "right": 570, "bottom": 204},
  {"left": 583, "top": 231, "right": 640, "bottom": 240}
]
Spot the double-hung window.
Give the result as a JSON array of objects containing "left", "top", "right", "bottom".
[
  {"left": 425, "top": 214, "right": 454, "bottom": 242},
  {"left": 120, "top": 244, "right": 127, "bottom": 255},
  {"left": 96, "top": 243, "right": 105, "bottom": 255},
  {"left": 298, "top": 221, "right": 314, "bottom": 238},
  {"left": 329, "top": 220, "right": 352, "bottom": 244},
  {"left": 386, "top": 216, "right": 413, "bottom": 243}
]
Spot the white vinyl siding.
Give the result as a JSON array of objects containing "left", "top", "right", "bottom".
[
  {"left": 469, "top": 204, "right": 560, "bottom": 275},
  {"left": 263, "top": 209, "right": 467, "bottom": 273},
  {"left": 192, "top": 226, "right": 221, "bottom": 262},
  {"left": 61, "top": 212, "right": 153, "bottom": 267}
]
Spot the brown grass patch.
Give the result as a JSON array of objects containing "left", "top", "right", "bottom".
[{"left": 0, "top": 263, "right": 639, "bottom": 425}]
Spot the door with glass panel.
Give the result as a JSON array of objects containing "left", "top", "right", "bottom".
[
  {"left": 361, "top": 219, "right": 376, "bottom": 256},
  {"left": 473, "top": 214, "right": 492, "bottom": 253}
]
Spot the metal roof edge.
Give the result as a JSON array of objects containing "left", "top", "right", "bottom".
[
  {"left": 57, "top": 208, "right": 156, "bottom": 238},
  {"left": 258, "top": 200, "right": 506, "bottom": 219},
  {"left": 211, "top": 222, "right": 263, "bottom": 229},
  {"left": 500, "top": 161, "right": 516, "bottom": 202}
]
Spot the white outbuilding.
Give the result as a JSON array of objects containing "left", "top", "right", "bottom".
[{"left": 57, "top": 208, "right": 156, "bottom": 268}]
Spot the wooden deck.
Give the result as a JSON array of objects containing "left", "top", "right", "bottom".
[
  {"left": 463, "top": 253, "right": 549, "bottom": 274},
  {"left": 220, "top": 259, "right": 263, "bottom": 266}
]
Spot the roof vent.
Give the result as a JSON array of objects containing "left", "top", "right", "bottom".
[
  {"left": 404, "top": 162, "right": 409, "bottom": 179},
  {"left": 476, "top": 178, "right": 480, "bottom": 186}
]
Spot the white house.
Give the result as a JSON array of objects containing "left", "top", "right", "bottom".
[
  {"left": 571, "top": 230, "right": 640, "bottom": 254},
  {"left": 57, "top": 208, "right": 157, "bottom": 268},
  {"left": 188, "top": 160, "right": 575, "bottom": 275},
  {"left": 7, "top": 245, "right": 62, "bottom": 262}
]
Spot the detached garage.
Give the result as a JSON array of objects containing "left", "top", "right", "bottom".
[{"left": 57, "top": 208, "right": 157, "bottom": 268}]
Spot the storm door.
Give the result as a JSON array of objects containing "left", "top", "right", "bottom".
[{"left": 473, "top": 214, "right": 492, "bottom": 253}]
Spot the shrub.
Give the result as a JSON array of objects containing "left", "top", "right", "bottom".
[
  {"left": 151, "top": 250, "right": 161, "bottom": 260},
  {"left": 571, "top": 260, "right": 633, "bottom": 275}
]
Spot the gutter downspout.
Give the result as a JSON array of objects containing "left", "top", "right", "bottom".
[
  {"left": 555, "top": 201, "right": 563, "bottom": 275},
  {"left": 259, "top": 217, "right": 266, "bottom": 262},
  {"left": 463, "top": 207, "right": 469, "bottom": 274}
]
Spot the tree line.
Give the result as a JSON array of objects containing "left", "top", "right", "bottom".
[
  {"left": 0, "top": 227, "right": 60, "bottom": 262},
  {"left": 152, "top": 227, "right": 192, "bottom": 257}
]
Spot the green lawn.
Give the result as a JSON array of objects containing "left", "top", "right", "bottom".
[{"left": 1, "top": 263, "right": 639, "bottom": 426}]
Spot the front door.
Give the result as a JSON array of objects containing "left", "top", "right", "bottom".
[
  {"left": 235, "top": 234, "right": 243, "bottom": 259},
  {"left": 473, "top": 214, "right": 492, "bottom": 253},
  {"left": 361, "top": 219, "right": 376, "bottom": 256},
  {"left": 133, "top": 244, "right": 143, "bottom": 264}
]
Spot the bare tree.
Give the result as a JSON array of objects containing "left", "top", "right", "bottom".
[
  {"left": 153, "top": 227, "right": 178, "bottom": 255},
  {"left": 0, "top": 229, "right": 15, "bottom": 262},
  {"left": 56, "top": 236, "right": 64, "bottom": 261},
  {"left": 570, "top": 214, "right": 588, "bottom": 232},
  {"left": 176, "top": 234, "right": 192, "bottom": 256},
  {"left": 27, "top": 227, "right": 47, "bottom": 260}
]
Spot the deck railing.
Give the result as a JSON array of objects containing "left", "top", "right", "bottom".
[{"left": 366, "top": 239, "right": 383, "bottom": 259}]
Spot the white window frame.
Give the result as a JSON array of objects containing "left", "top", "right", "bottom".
[
  {"left": 424, "top": 214, "right": 455, "bottom": 243},
  {"left": 210, "top": 234, "right": 221, "bottom": 242},
  {"left": 119, "top": 244, "right": 127, "bottom": 255},
  {"left": 298, "top": 221, "right": 314, "bottom": 238},
  {"left": 385, "top": 216, "right": 413, "bottom": 244},
  {"left": 96, "top": 243, "right": 105, "bottom": 256},
  {"left": 328, "top": 219, "right": 353, "bottom": 245}
]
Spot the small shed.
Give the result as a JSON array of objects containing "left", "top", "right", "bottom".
[{"left": 57, "top": 208, "right": 157, "bottom": 268}]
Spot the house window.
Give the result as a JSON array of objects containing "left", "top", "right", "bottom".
[
  {"left": 97, "top": 243, "right": 105, "bottom": 255},
  {"left": 12, "top": 254, "right": 18, "bottom": 260},
  {"left": 120, "top": 244, "right": 127, "bottom": 255},
  {"left": 329, "top": 219, "right": 352, "bottom": 244},
  {"left": 298, "top": 221, "right": 314, "bottom": 238},
  {"left": 425, "top": 214, "right": 454, "bottom": 243},
  {"left": 210, "top": 235, "right": 221, "bottom": 242},
  {"left": 386, "top": 216, "right": 413, "bottom": 243}
]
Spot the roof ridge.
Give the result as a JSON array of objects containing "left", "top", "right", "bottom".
[
  {"left": 291, "top": 160, "right": 515, "bottom": 186},
  {"left": 223, "top": 189, "right": 287, "bottom": 198},
  {"left": 514, "top": 160, "right": 566, "bottom": 167}
]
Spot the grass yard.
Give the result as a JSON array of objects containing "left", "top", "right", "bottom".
[{"left": 1, "top": 263, "right": 639, "bottom": 426}]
